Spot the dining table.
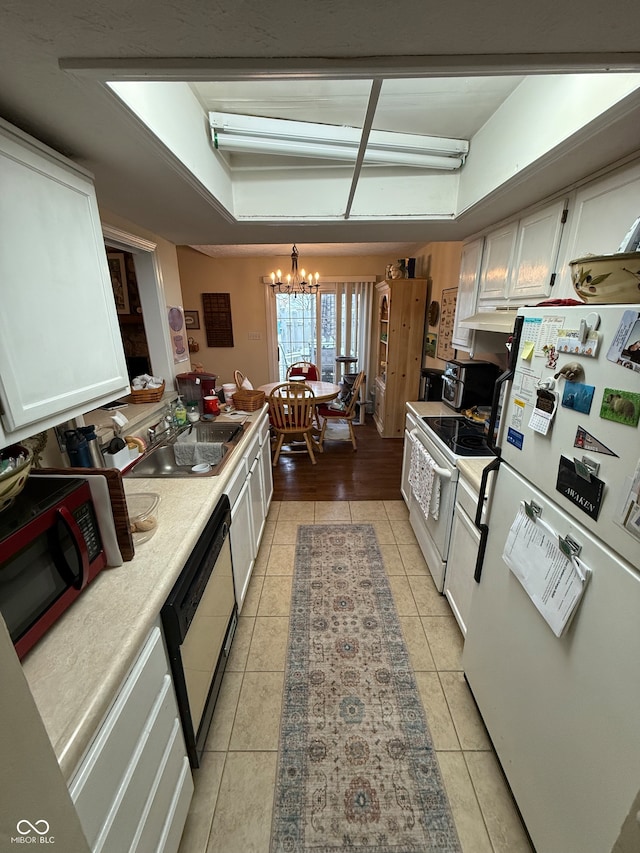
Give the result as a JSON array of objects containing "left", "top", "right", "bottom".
[{"left": 258, "top": 380, "right": 341, "bottom": 404}]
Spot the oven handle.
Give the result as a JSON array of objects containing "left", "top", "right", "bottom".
[{"left": 409, "top": 429, "right": 453, "bottom": 480}]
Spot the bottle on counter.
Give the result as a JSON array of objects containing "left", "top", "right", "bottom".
[
  {"left": 65, "top": 429, "right": 92, "bottom": 468},
  {"left": 78, "top": 425, "right": 105, "bottom": 468},
  {"left": 174, "top": 395, "right": 187, "bottom": 426},
  {"left": 186, "top": 402, "right": 200, "bottom": 423}
]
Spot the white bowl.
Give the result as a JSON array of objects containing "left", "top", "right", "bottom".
[
  {"left": 191, "top": 462, "right": 211, "bottom": 474},
  {"left": 570, "top": 252, "right": 640, "bottom": 303}
]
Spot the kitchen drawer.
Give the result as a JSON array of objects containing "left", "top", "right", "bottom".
[
  {"left": 99, "top": 676, "right": 177, "bottom": 853},
  {"left": 132, "top": 720, "right": 192, "bottom": 853},
  {"left": 456, "top": 474, "right": 489, "bottom": 523},
  {"left": 224, "top": 452, "right": 249, "bottom": 508},
  {"left": 70, "top": 626, "right": 169, "bottom": 846}
]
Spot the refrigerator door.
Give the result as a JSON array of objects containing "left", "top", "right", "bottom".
[
  {"left": 463, "top": 464, "right": 640, "bottom": 853},
  {"left": 497, "top": 304, "right": 640, "bottom": 566}
]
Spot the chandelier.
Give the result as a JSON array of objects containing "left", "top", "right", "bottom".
[{"left": 269, "top": 245, "right": 319, "bottom": 296}]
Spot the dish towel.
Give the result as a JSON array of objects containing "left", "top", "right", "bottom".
[
  {"left": 173, "top": 433, "right": 225, "bottom": 467},
  {"left": 408, "top": 433, "right": 441, "bottom": 521}
]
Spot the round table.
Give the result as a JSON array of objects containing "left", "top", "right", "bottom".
[{"left": 258, "top": 380, "right": 341, "bottom": 404}]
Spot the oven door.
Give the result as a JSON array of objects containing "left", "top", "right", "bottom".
[{"left": 407, "top": 426, "right": 458, "bottom": 591}]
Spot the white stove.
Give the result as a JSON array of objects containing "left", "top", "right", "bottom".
[{"left": 402, "top": 404, "right": 495, "bottom": 591}]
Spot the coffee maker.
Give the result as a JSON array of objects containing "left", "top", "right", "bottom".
[{"left": 175, "top": 372, "right": 217, "bottom": 413}]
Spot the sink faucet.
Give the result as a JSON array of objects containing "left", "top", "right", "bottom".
[{"left": 147, "top": 410, "right": 174, "bottom": 444}]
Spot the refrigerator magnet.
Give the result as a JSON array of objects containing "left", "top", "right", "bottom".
[
  {"left": 529, "top": 388, "right": 558, "bottom": 435},
  {"left": 561, "top": 382, "right": 595, "bottom": 414},
  {"left": 574, "top": 426, "right": 618, "bottom": 457},
  {"left": 556, "top": 455, "right": 605, "bottom": 520},
  {"left": 599, "top": 388, "right": 640, "bottom": 427},
  {"left": 606, "top": 310, "right": 640, "bottom": 374}
]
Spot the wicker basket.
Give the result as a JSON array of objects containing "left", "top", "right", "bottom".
[
  {"left": 232, "top": 388, "right": 265, "bottom": 411},
  {"left": 129, "top": 381, "right": 166, "bottom": 404}
]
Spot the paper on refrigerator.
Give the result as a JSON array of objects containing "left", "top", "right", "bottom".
[{"left": 502, "top": 506, "right": 591, "bottom": 637}]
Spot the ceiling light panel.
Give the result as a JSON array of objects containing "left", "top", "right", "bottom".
[{"left": 209, "top": 112, "right": 468, "bottom": 170}]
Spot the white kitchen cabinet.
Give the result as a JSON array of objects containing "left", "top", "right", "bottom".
[
  {"left": 508, "top": 198, "right": 567, "bottom": 301},
  {"left": 0, "top": 119, "right": 129, "bottom": 446},
  {"left": 452, "top": 238, "right": 484, "bottom": 350},
  {"left": 225, "top": 410, "right": 271, "bottom": 611},
  {"left": 477, "top": 222, "right": 518, "bottom": 302},
  {"left": 444, "top": 476, "right": 484, "bottom": 637},
  {"left": 554, "top": 159, "right": 640, "bottom": 297},
  {"left": 69, "top": 623, "right": 193, "bottom": 853},
  {"left": 259, "top": 413, "right": 274, "bottom": 516},
  {"left": 226, "top": 456, "right": 254, "bottom": 611}
]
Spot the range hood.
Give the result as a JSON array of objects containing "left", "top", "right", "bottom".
[{"left": 458, "top": 307, "right": 519, "bottom": 333}]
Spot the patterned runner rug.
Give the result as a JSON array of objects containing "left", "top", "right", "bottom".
[{"left": 270, "top": 524, "right": 461, "bottom": 853}]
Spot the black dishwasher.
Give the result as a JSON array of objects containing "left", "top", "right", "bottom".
[{"left": 161, "top": 495, "right": 237, "bottom": 768}]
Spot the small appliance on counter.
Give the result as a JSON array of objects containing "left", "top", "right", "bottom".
[
  {"left": 441, "top": 358, "right": 501, "bottom": 411},
  {"left": 175, "top": 372, "right": 218, "bottom": 414},
  {"left": 0, "top": 476, "right": 106, "bottom": 659}
]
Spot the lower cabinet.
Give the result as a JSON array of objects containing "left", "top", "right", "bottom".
[
  {"left": 226, "top": 411, "right": 273, "bottom": 612},
  {"left": 69, "top": 623, "right": 193, "bottom": 853},
  {"left": 444, "top": 477, "right": 482, "bottom": 638}
]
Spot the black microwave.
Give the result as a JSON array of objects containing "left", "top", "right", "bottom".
[{"left": 0, "top": 476, "right": 106, "bottom": 659}]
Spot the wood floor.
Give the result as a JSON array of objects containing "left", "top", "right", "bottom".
[{"left": 271, "top": 417, "right": 404, "bottom": 501}]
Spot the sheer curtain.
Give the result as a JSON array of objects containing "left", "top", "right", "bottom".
[
  {"left": 264, "top": 276, "right": 377, "bottom": 390},
  {"left": 333, "top": 280, "right": 376, "bottom": 402}
]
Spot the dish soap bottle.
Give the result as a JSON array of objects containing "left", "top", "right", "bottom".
[{"left": 174, "top": 395, "right": 187, "bottom": 426}]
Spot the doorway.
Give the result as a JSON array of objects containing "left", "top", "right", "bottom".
[
  {"left": 102, "top": 224, "right": 174, "bottom": 387},
  {"left": 105, "top": 247, "right": 152, "bottom": 381},
  {"left": 272, "top": 280, "right": 375, "bottom": 385}
]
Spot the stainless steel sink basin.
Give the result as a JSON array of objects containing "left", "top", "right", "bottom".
[{"left": 126, "top": 422, "right": 246, "bottom": 478}]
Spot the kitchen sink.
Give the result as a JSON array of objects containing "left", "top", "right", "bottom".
[{"left": 126, "top": 422, "right": 245, "bottom": 478}]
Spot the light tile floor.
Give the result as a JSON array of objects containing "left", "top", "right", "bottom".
[{"left": 177, "top": 500, "right": 534, "bottom": 853}]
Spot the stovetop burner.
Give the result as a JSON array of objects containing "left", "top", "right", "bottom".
[{"left": 422, "top": 416, "right": 495, "bottom": 457}]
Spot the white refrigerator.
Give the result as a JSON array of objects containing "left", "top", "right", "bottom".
[{"left": 463, "top": 303, "right": 640, "bottom": 853}]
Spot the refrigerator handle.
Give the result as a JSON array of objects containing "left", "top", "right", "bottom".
[
  {"left": 487, "top": 314, "right": 524, "bottom": 455},
  {"left": 473, "top": 455, "right": 502, "bottom": 583}
]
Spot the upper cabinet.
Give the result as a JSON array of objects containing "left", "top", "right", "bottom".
[
  {"left": 508, "top": 199, "right": 567, "bottom": 301},
  {"left": 452, "top": 238, "right": 484, "bottom": 350},
  {"left": 553, "top": 160, "right": 640, "bottom": 298},
  {"left": 0, "top": 119, "right": 129, "bottom": 446},
  {"left": 477, "top": 198, "right": 567, "bottom": 305},
  {"left": 477, "top": 222, "right": 518, "bottom": 303}
]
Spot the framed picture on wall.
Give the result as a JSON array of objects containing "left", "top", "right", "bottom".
[
  {"left": 184, "top": 310, "right": 200, "bottom": 329},
  {"left": 424, "top": 332, "right": 438, "bottom": 358},
  {"left": 107, "top": 252, "right": 129, "bottom": 314}
]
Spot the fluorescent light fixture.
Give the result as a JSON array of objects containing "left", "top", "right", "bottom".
[{"left": 209, "top": 112, "right": 468, "bottom": 170}]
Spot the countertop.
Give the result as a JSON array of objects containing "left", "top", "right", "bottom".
[
  {"left": 21, "top": 406, "right": 267, "bottom": 782},
  {"left": 405, "top": 401, "right": 496, "bottom": 494}
]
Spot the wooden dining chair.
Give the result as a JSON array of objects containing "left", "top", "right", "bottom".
[
  {"left": 268, "top": 382, "right": 320, "bottom": 465},
  {"left": 286, "top": 361, "right": 319, "bottom": 381},
  {"left": 316, "top": 371, "right": 365, "bottom": 451}
]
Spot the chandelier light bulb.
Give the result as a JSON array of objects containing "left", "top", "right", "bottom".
[{"left": 267, "top": 246, "right": 320, "bottom": 296}]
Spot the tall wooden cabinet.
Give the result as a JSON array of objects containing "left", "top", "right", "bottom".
[{"left": 373, "top": 279, "right": 428, "bottom": 438}]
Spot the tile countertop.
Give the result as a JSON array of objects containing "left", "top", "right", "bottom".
[
  {"left": 21, "top": 406, "right": 267, "bottom": 783},
  {"left": 405, "top": 401, "right": 496, "bottom": 494}
]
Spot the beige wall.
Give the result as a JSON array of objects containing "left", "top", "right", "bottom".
[{"left": 176, "top": 247, "right": 388, "bottom": 388}]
